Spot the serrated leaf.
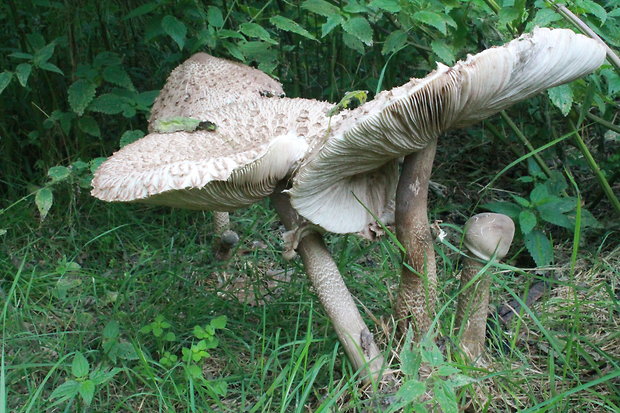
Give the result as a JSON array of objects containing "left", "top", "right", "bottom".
[
  {"left": 524, "top": 230, "right": 554, "bottom": 267},
  {"left": 34, "top": 43, "right": 55, "bottom": 65},
  {"left": 103, "top": 321, "right": 120, "bottom": 339},
  {"left": 68, "top": 79, "right": 97, "bottom": 116},
  {"left": 548, "top": 84, "right": 573, "bottom": 116},
  {"left": 76, "top": 116, "right": 100, "bottom": 137},
  {"left": 395, "top": 380, "right": 426, "bottom": 404},
  {"left": 162, "top": 15, "right": 187, "bottom": 50},
  {"left": 434, "top": 379, "right": 458, "bottom": 413},
  {"left": 369, "top": 0, "right": 401, "bottom": 13},
  {"left": 207, "top": 6, "right": 224, "bottom": 28},
  {"left": 78, "top": 380, "right": 95, "bottom": 405},
  {"left": 431, "top": 39, "right": 455, "bottom": 64},
  {"left": 270, "top": 15, "right": 317, "bottom": 40},
  {"left": 601, "top": 68, "right": 620, "bottom": 95},
  {"left": 88, "top": 93, "right": 125, "bottom": 114},
  {"left": 49, "top": 380, "right": 80, "bottom": 402},
  {"left": 38, "top": 62, "right": 64, "bottom": 75},
  {"left": 239, "top": 22, "right": 277, "bottom": 45},
  {"left": 510, "top": 194, "right": 531, "bottom": 208},
  {"left": 342, "top": 16, "right": 373, "bottom": 46},
  {"left": 481, "top": 201, "right": 521, "bottom": 220},
  {"left": 420, "top": 338, "right": 443, "bottom": 367},
  {"left": 413, "top": 11, "right": 447, "bottom": 34},
  {"left": 72, "top": 352, "right": 90, "bottom": 378},
  {"left": 518, "top": 210, "right": 537, "bottom": 234},
  {"left": 119, "top": 130, "right": 145, "bottom": 147},
  {"left": 35, "top": 187, "right": 53, "bottom": 221},
  {"left": 530, "top": 183, "right": 551, "bottom": 205},
  {"left": 576, "top": 0, "right": 607, "bottom": 23},
  {"left": 48, "top": 166, "right": 71, "bottom": 182},
  {"left": 321, "top": 15, "right": 343, "bottom": 37},
  {"left": 382, "top": 30, "right": 407, "bottom": 55},
  {"left": 186, "top": 364, "right": 202, "bottom": 378},
  {"left": 342, "top": 32, "right": 365, "bottom": 54},
  {"left": 15, "top": 63, "right": 32, "bottom": 87},
  {"left": 302, "top": 0, "right": 341, "bottom": 17},
  {"left": 210, "top": 315, "right": 227, "bottom": 329},
  {"left": 0, "top": 71, "right": 13, "bottom": 95},
  {"left": 436, "top": 364, "right": 461, "bottom": 376},
  {"left": 538, "top": 205, "right": 574, "bottom": 229},
  {"left": 498, "top": 6, "right": 521, "bottom": 27},
  {"left": 103, "top": 65, "right": 134, "bottom": 90}
]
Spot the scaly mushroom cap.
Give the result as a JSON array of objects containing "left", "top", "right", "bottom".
[
  {"left": 148, "top": 52, "right": 285, "bottom": 132},
  {"left": 290, "top": 28, "right": 606, "bottom": 234},
  {"left": 92, "top": 98, "right": 332, "bottom": 210},
  {"left": 464, "top": 213, "right": 515, "bottom": 261}
]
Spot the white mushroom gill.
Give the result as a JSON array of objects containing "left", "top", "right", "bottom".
[{"left": 290, "top": 28, "right": 607, "bottom": 235}]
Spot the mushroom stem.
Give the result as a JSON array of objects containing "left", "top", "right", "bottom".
[
  {"left": 213, "top": 211, "right": 239, "bottom": 260},
  {"left": 455, "top": 213, "right": 514, "bottom": 360},
  {"left": 271, "top": 191, "right": 384, "bottom": 381},
  {"left": 394, "top": 139, "right": 438, "bottom": 339}
]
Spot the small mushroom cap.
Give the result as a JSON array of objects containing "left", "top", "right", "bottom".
[
  {"left": 464, "top": 213, "right": 515, "bottom": 261},
  {"left": 92, "top": 98, "right": 332, "bottom": 210},
  {"left": 148, "top": 52, "right": 285, "bottom": 132},
  {"left": 290, "top": 28, "right": 606, "bottom": 235}
]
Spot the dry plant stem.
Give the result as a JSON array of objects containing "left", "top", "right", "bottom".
[
  {"left": 455, "top": 259, "right": 490, "bottom": 360},
  {"left": 394, "top": 139, "right": 438, "bottom": 339},
  {"left": 271, "top": 191, "right": 384, "bottom": 381}
]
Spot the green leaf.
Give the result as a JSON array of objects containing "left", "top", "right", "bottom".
[
  {"left": 498, "top": 6, "right": 521, "bottom": 27},
  {"left": 434, "top": 379, "right": 458, "bottom": 413},
  {"left": 436, "top": 364, "right": 460, "bottom": 376},
  {"left": 72, "top": 352, "right": 90, "bottom": 378},
  {"left": 601, "top": 68, "right": 620, "bottom": 95},
  {"left": 162, "top": 15, "right": 187, "bottom": 50},
  {"left": 412, "top": 11, "right": 447, "bottom": 34},
  {"left": 510, "top": 194, "right": 531, "bottom": 208},
  {"left": 518, "top": 210, "right": 537, "bottom": 234},
  {"left": 382, "top": 30, "right": 407, "bottom": 55},
  {"left": 342, "top": 16, "right": 373, "bottom": 46},
  {"left": 321, "top": 15, "right": 343, "bottom": 37},
  {"left": 38, "top": 62, "right": 64, "bottom": 75},
  {"left": 524, "top": 230, "right": 554, "bottom": 267},
  {"left": 548, "top": 84, "right": 573, "bottom": 116},
  {"left": 103, "top": 321, "right": 120, "bottom": 339},
  {"left": 68, "top": 79, "right": 97, "bottom": 116},
  {"left": 239, "top": 22, "right": 277, "bottom": 45},
  {"left": 49, "top": 380, "right": 80, "bottom": 402},
  {"left": 342, "top": 32, "right": 365, "bottom": 54},
  {"left": 270, "top": 16, "right": 317, "bottom": 41},
  {"left": 48, "top": 166, "right": 71, "bottom": 182},
  {"left": 207, "top": 6, "right": 224, "bottom": 28},
  {"left": 395, "top": 380, "right": 426, "bottom": 404},
  {"left": 34, "top": 43, "right": 55, "bottom": 65},
  {"left": 90, "top": 367, "right": 121, "bottom": 385},
  {"left": 530, "top": 183, "right": 551, "bottom": 205},
  {"left": 186, "top": 364, "right": 203, "bottom": 378},
  {"left": 35, "top": 187, "right": 53, "bottom": 221},
  {"left": 78, "top": 380, "right": 95, "bottom": 405},
  {"left": 369, "top": 0, "right": 401, "bottom": 13},
  {"left": 210, "top": 315, "right": 227, "bottom": 329},
  {"left": 576, "top": 0, "right": 607, "bottom": 23},
  {"left": 420, "top": 337, "right": 443, "bottom": 367},
  {"left": 431, "top": 39, "right": 455, "bottom": 64},
  {"left": 302, "top": 0, "right": 341, "bottom": 17},
  {"left": 481, "top": 201, "right": 521, "bottom": 219},
  {"left": 103, "top": 65, "right": 134, "bottom": 90},
  {"left": 78, "top": 116, "right": 101, "bottom": 137},
  {"left": 538, "top": 205, "right": 573, "bottom": 230},
  {"left": 125, "top": 3, "right": 160, "bottom": 19},
  {"left": 88, "top": 93, "right": 125, "bottom": 114},
  {"left": 117, "top": 341, "right": 139, "bottom": 360},
  {"left": 0, "top": 71, "right": 13, "bottom": 95},
  {"left": 15, "top": 63, "right": 32, "bottom": 87},
  {"left": 119, "top": 130, "right": 145, "bottom": 147}
]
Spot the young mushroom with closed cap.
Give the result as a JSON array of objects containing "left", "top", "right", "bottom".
[
  {"left": 455, "top": 213, "right": 515, "bottom": 360},
  {"left": 92, "top": 54, "right": 385, "bottom": 381},
  {"left": 289, "top": 28, "right": 606, "bottom": 338}
]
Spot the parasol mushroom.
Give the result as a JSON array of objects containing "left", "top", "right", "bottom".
[
  {"left": 455, "top": 213, "right": 515, "bottom": 360},
  {"left": 289, "top": 28, "right": 606, "bottom": 337}
]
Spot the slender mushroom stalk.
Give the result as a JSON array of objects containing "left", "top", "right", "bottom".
[
  {"left": 455, "top": 213, "right": 515, "bottom": 360},
  {"left": 213, "top": 211, "right": 239, "bottom": 260},
  {"left": 271, "top": 192, "right": 384, "bottom": 380},
  {"left": 394, "top": 139, "right": 437, "bottom": 337}
]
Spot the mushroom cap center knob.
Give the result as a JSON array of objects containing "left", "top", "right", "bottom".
[{"left": 464, "top": 213, "right": 515, "bottom": 261}]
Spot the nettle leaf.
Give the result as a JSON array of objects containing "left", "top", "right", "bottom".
[
  {"left": 530, "top": 183, "right": 552, "bottom": 205},
  {"left": 434, "top": 379, "right": 458, "bottom": 413},
  {"left": 35, "top": 187, "right": 53, "bottom": 221},
  {"left": 88, "top": 94, "right": 125, "bottom": 114},
  {"left": 342, "top": 16, "right": 373, "bottom": 46},
  {"left": 413, "top": 11, "right": 448, "bottom": 34},
  {"left": 302, "top": 0, "right": 341, "bottom": 17},
  {"left": 119, "top": 130, "right": 145, "bottom": 147},
  {"left": 34, "top": 42, "right": 55, "bottom": 65},
  {"left": 103, "top": 65, "right": 134, "bottom": 90},
  {"left": 78, "top": 380, "right": 95, "bottom": 405},
  {"left": 481, "top": 201, "right": 521, "bottom": 219},
  {"left": 342, "top": 32, "right": 365, "bottom": 54},
  {"left": 15, "top": 63, "right": 32, "bottom": 87},
  {"left": 39, "top": 62, "right": 64, "bottom": 75},
  {"left": 321, "top": 15, "right": 343, "bottom": 37},
  {"left": 49, "top": 380, "right": 80, "bottom": 402},
  {"left": 78, "top": 116, "right": 101, "bottom": 137},
  {"left": 270, "top": 15, "right": 317, "bottom": 41},
  {"left": 431, "top": 39, "right": 455, "bottom": 64},
  {"left": 239, "top": 22, "right": 278, "bottom": 44},
  {"left": 0, "top": 71, "right": 13, "bottom": 95},
  {"left": 538, "top": 205, "right": 574, "bottom": 229},
  {"left": 548, "top": 84, "right": 573, "bottom": 116},
  {"left": 518, "top": 210, "right": 537, "bottom": 234},
  {"left": 72, "top": 352, "right": 90, "bottom": 378},
  {"left": 68, "top": 79, "right": 97, "bottom": 116},
  {"left": 369, "top": 0, "right": 401, "bottom": 13},
  {"left": 162, "top": 15, "right": 187, "bottom": 50},
  {"left": 382, "top": 30, "right": 407, "bottom": 55},
  {"left": 601, "top": 68, "right": 620, "bottom": 95},
  {"left": 395, "top": 380, "right": 426, "bottom": 405},
  {"left": 498, "top": 6, "right": 521, "bottom": 27},
  {"left": 576, "top": 0, "right": 607, "bottom": 23},
  {"left": 524, "top": 230, "right": 554, "bottom": 267},
  {"left": 207, "top": 6, "right": 224, "bottom": 28},
  {"left": 48, "top": 166, "right": 71, "bottom": 182}
]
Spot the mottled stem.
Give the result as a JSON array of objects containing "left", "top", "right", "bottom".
[
  {"left": 394, "top": 139, "right": 438, "bottom": 339},
  {"left": 214, "top": 211, "right": 239, "bottom": 260},
  {"left": 271, "top": 192, "right": 384, "bottom": 381}
]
